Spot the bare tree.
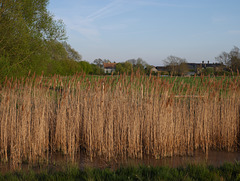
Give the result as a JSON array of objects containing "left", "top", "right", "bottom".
[
  {"left": 127, "top": 58, "right": 148, "bottom": 67},
  {"left": 93, "top": 58, "right": 112, "bottom": 68},
  {"left": 93, "top": 58, "right": 103, "bottom": 68},
  {"left": 103, "top": 59, "right": 111, "bottom": 63},
  {"left": 163, "top": 56, "right": 188, "bottom": 76},
  {"left": 126, "top": 58, "right": 148, "bottom": 73},
  {"left": 216, "top": 46, "right": 240, "bottom": 72}
]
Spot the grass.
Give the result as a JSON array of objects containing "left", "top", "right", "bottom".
[
  {"left": 1, "top": 163, "right": 240, "bottom": 180},
  {"left": 0, "top": 73, "right": 240, "bottom": 165}
]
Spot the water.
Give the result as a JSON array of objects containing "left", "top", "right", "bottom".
[
  {"left": 1, "top": 150, "right": 240, "bottom": 172},
  {"left": 76, "top": 150, "right": 240, "bottom": 169}
]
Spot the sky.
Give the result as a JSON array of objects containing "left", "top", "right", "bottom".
[{"left": 48, "top": 0, "right": 240, "bottom": 66}]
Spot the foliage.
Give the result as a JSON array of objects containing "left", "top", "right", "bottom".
[
  {"left": 0, "top": 0, "right": 96, "bottom": 81},
  {"left": 62, "top": 41, "right": 82, "bottom": 61},
  {"left": 115, "top": 62, "right": 133, "bottom": 74},
  {"left": 0, "top": 0, "right": 66, "bottom": 66},
  {"left": 127, "top": 58, "right": 148, "bottom": 73},
  {"left": 78, "top": 61, "right": 93, "bottom": 74},
  {"left": 91, "top": 64, "right": 104, "bottom": 75},
  {"left": 115, "top": 59, "right": 156, "bottom": 75}
]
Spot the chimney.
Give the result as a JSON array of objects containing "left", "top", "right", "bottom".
[
  {"left": 208, "top": 61, "right": 209, "bottom": 64},
  {"left": 202, "top": 61, "right": 204, "bottom": 64}
]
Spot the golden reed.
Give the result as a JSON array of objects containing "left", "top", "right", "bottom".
[{"left": 0, "top": 73, "right": 239, "bottom": 164}]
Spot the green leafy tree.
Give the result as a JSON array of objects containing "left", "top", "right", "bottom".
[
  {"left": 0, "top": 0, "right": 67, "bottom": 79},
  {"left": 115, "top": 62, "right": 133, "bottom": 74},
  {"left": 62, "top": 41, "right": 82, "bottom": 61},
  {"left": 91, "top": 64, "right": 104, "bottom": 75},
  {"left": 78, "top": 61, "right": 93, "bottom": 74}
]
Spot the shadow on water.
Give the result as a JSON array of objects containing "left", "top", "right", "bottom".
[
  {"left": 119, "top": 151, "right": 240, "bottom": 168},
  {"left": 1, "top": 150, "right": 240, "bottom": 172},
  {"left": 77, "top": 150, "right": 240, "bottom": 169}
]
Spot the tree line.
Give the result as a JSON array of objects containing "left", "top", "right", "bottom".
[{"left": 94, "top": 57, "right": 153, "bottom": 75}]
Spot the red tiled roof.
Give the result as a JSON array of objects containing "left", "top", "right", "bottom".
[{"left": 103, "top": 63, "right": 117, "bottom": 68}]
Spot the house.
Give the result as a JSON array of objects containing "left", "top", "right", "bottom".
[
  {"left": 155, "top": 66, "right": 169, "bottom": 75},
  {"left": 185, "top": 61, "right": 224, "bottom": 74},
  {"left": 150, "top": 67, "right": 158, "bottom": 73},
  {"left": 187, "top": 63, "right": 201, "bottom": 72},
  {"left": 155, "top": 66, "right": 168, "bottom": 72},
  {"left": 103, "top": 63, "right": 117, "bottom": 74}
]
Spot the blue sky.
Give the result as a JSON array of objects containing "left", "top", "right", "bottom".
[{"left": 48, "top": 0, "right": 240, "bottom": 66}]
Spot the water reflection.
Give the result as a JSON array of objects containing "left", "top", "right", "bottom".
[
  {"left": 77, "top": 150, "right": 240, "bottom": 169},
  {"left": 1, "top": 150, "right": 240, "bottom": 172}
]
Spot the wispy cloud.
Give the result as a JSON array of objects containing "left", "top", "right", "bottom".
[
  {"left": 65, "top": 0, "right": 127, "bottom": 40},
  {"left": 86, "top": 0, "right": 122, "bottom": 22},
  {"left": 100, "top": 24, "right": 126, "bottom": 31},
  {"left": 62, "top": 16, "right": 100, "bottom": 41},
  {"left": 64, "top": 0, "right": 191, "bottom": 40}
]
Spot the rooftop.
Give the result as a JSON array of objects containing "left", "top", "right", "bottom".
[{"left": 103, "top": 63, "right": 117, "bottom": 69}]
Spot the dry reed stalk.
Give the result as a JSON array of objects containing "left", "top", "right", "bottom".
[{"left": 0, "top": 75, "right": 240, "bottom": 165}]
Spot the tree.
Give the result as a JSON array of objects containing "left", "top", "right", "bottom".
[
  {"left": 78, "top": 61, "right": 93, "bottom": 74},
  {"left": 45, "top": 40, "right": 68, "bottom": 61},
  {"left": 115, "top": 62, "right": 133, "bottom": 74},
  {"left": 0, "top": 0, "right": 67, "bottom": 79},
  {"left": 127, "top": 58, "right": 148, "bottom": 67},
  {"left": 126, "top": 58, "right": 148, "bottom": 73},
  {"left": 163, "top": 56, "right": 189, "bottom": 76},
  {"left": 93, "top": 58, "right": 112, "bottom": 69},
  {"left": 91, "top": 64, "right": 104, "bottom": 75},
  {"left": 216, "top": 46, "right": 240, "bottom": 72},
  {"left": 177, "top": 61, "right": 189, "bottom": 75},
  {"left": 93, "top": 58, "right": 103, "bottom": 68},
  {"left": 62, "top": 42, "right": 82, "bottom": 61},
  {"left": 103, "top": 59, "right": 111, "bottom": 63}
]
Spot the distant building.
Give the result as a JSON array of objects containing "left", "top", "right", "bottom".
[
  {"left": 187, "top": 63, "right": 201, "bottom": 72},
  {"left": 200, "top": 61, "right": 223, "bottom": 68},
  {"left": 155, "top": 66, "right": 169, "bottom": 75},
  {"left": 103, "top": 63, "right": 117, "bottom": 74},
  {"left": 155, "top": 61, "right": 225, "bottom": 75},
  {"left": 150, "top": 67, "right": 158, "bottom": 73}
]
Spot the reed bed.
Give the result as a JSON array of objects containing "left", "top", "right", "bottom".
[{"left": 0, "top": 73, "right": 240, "bottom": 165}]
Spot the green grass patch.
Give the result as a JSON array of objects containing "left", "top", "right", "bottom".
[{"left": 1, "top": 162, "right": 240, "bottom": 180}]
